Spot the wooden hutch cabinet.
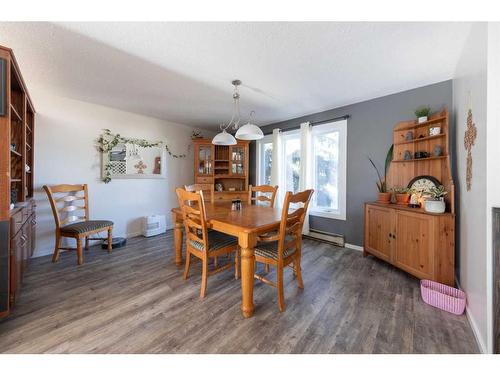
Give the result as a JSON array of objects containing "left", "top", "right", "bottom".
[
  {"left": 192, "top": 138, "right": 250, "bottom": 201},
  {"left": 364, "top": 109, "right": 455, "bottom": 286},
  {"left": 0, "top": 45, "right": 36, "bottom": 318}
]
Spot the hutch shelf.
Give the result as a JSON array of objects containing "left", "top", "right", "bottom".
[
  {"left": 364, "top": 108, "right": 455, "bottom": 286},
  {"left": 0, "top": 45, "right": 36, "bottom": 318},
  {"left": 192, "top": 138, "right": 250, "bottom": 202}
]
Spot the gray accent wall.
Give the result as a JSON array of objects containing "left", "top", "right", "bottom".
[{"left": 251, "top": 80, "right": 454, "bottom": 246}]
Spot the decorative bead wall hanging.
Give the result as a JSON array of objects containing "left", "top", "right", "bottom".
[{"left": 464, "top": 109, "right": 477, "bottom": 191}]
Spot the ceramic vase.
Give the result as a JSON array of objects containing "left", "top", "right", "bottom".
[{"left": 424, "top": 199, "right": 446, "bottom": 213}]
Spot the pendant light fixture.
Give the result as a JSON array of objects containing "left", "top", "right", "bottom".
[{"left": 212, "top": 80, "right": 264, "bottom": 145}]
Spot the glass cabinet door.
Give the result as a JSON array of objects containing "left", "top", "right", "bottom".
[
  {"left": 197, "top": 144, "right": 213, "bottom": 175},
  {"left": 230, "top": 146, "right": 245, "bottom": 175}
]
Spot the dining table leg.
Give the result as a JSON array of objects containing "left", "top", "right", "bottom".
[
  {"left": 239, "top": 232, "right": 256, "bottom": 318},
  {"left": 172, "top": 212, "right": 183, "bottom": 266}
]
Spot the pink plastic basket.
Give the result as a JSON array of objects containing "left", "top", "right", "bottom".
[{"left": 420, "top": 279, "right": 466, "bottom": 315}]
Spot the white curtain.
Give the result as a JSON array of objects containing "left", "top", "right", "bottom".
[
  {"left": 270, "top": 128, "right": 283, "bottom": 207},
  {"left": 299, "top": 122, "right": 313, "bottom": 234}
]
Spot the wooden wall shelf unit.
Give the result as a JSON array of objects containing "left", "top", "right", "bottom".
[
  {"left": 0, "top": 45, "right": 36, "bottom": 318},
  {"left": 364, "top": 108, "right": 456, "bottom": 286},
  {"left": 192, "top": 138, "right": 250, "bottom": 202}
]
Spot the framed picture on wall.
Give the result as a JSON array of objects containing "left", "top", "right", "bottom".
[{"left": 0, "top": 58, "right": 5, "bottom": 116}]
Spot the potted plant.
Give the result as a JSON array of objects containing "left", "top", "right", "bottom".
[
  {"left": 415, "top": 106, "right": 431, "bottom": 123},
  {"left": 368, "top": 145, "right": 394, "bottom": 203},
  {"left": 392, "top": 187, "right": 411, "bottom": 205},
  {"left": 423, "top": 185, "right": 447, "bottom": 213}
]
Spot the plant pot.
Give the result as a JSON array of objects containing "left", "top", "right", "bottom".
[
  {"left": 424, "top": 199, "right": 446, "bottom": 213},
  {"left": 395, "top": 193, "right": 410, "bottom": 205},
  {"left": 377, "top": 192, "right": 391, "bottom": 204},
  {"left": 418, "top": 116, "right": 428, "bottom": 123}
]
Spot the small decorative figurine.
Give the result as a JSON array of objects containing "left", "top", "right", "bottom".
[
  {"left": 429, "top": 126, "right": 441, "bottom": 136},
  {"left": 134, "top": 160, "right": 147, "bottom": 174},
  {"left": 403, "top": 150, "right": 412, "bottom": 160},
  {"left": 405, "top": 131, "right": 414, "bottom": 141}
]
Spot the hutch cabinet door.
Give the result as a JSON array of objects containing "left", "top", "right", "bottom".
[
  {"left": 194, "top": 143, "right": 214, "bottom": 176},
  {"left": 230, "top": 145, "right": 246, "bottom": 176},
  {"left": 9, "top": 229, "right": 23, "bottom": 306},
  {"left": 364, "top": 205, "right": 394, "bottom": 262},
  {"left": 394, "top": 211, "right": 434, "bottom": 279}
]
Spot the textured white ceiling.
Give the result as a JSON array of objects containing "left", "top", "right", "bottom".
[{"left": 0, "top": 22, "right": 472, "bottom": 129}]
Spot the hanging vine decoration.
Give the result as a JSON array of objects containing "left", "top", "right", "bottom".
[{"left": 96, "top": 129, "right": 189, "bottom": 183}]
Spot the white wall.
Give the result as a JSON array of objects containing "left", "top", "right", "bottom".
[
  {"left": 486, "top": 22, "right": 500, "bottom": 354},
  {"left": 33, "top": 90, "right": 212, "bottom": 258},
  {"left": 453, "top": 23, "right": 488, "bottom": 353}
]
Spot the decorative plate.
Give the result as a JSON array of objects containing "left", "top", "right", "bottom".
[{"left": 407, "top": 175, "right": 440, "bottom": 194}]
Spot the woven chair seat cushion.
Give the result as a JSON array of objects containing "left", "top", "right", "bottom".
[
  {"left": 61, "top": 220, "right": 114, "bottom": 235},
  {"left": 189, "top": 231, "right": 237, "bottom": 252},
  {"left": 255, "top": 235, "right": 296, "bottom": 260}
]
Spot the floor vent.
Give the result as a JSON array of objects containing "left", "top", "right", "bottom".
[{"left": 304, "top": 229, "right": 345, "bottom": 247}]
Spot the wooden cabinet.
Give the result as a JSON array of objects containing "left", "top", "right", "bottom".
[
  {"left": 364, "top": 203, "right": 454, "bottom": 285},
  {"left": 8, "top": 201, "right": 35, "bottom": 308},
  {"left": 364, "top": 205, "right": 393, "bottom": 262},
  {"left": 193, "top": 138, "right": 250, "bottom": 201},
  {"left": 394, "top": 210, "right": 434, "bottom": 279},
  {"left": 0, "top": 45, "right": 36, "bottom": 318},
  {"left": 364, "top": 109, "right": 455, "bottom": 286}
]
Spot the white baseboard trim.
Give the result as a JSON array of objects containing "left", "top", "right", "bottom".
[
  {"left": 456, "top": 279, "right": 487, "bottom": 353},
  {"left": 345, "top": 243, "right": 364, "bottom": 252},
  {"left": 465, "top": 305, "right": 487, "bottom": 353}
]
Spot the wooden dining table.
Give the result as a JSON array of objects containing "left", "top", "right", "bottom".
[{"left": 171, "top": 202, "right": 282, "bottom": 318}]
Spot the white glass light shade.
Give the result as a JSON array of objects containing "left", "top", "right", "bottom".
[
  {"left": 235, "top": 123, "right": 264, "bottom": 140},
  {"left": 212, "top": 129, "right": 237, "bottom": 145}
]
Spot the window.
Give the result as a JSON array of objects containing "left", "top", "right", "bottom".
[
  {"left": 281, "top": 130, "right": 301, "bottom": 194},
  {"left": 256, "top": 119, "right": 347, "bottom": 220},
  {"left": 310, "top": 120, "right": 347, "bottom": 220},
  {"left": 256, "top": 134, "right": 273, "bottom": 185}
]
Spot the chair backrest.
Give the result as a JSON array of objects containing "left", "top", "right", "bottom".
[
  {"left": 43, "top": 184, "right": 89, "bottom": 229},
  {"left": 248, "top": 185, "right": 279, "bottom": 207},
  {"left": 176, "top": 187, "right": 209, "bottom": 253},
  {"left": 276, "top": 189, "right": 314, "bottom": 260},
  {"left": 184, "top": 183, "right": 215, "bottom": 204}
]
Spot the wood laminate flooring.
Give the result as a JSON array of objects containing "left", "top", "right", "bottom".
[{"left": 0, "top": 231, "right": 478, "bottom": 353}]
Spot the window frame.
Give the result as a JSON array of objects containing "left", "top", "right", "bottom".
[
  {"left": 256, "top": 134, "right": 273, "bottom": 186},
  {"left": 309, "top": 120, "right": 347, "bottom": 221},
  {"left": 280, "top": 129, "right": 302, "bottom": 195}
]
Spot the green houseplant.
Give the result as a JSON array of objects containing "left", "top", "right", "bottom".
[
  {"left": 415, "top": 105, "right": 431, "bottom": 123},
  {"left": 368, "top": 144, "right": 394, "bottom": 203},
  {"left": 391, "top": 186, "right": 411, "bottom": 205},
  {"left": 423, "top": 185, "right": 448, "bottom": 213}
]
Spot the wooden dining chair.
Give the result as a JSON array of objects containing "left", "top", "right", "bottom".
[
  {"left": 43, "top": 184, "right": 114, "bottom": 265},
  {"left": 184, "top": 183, "right": 215, "bottom": 204},
  {"left": 247, "top": 185, "right": 279, "bottom": 207},
  {"left": 176, "top": 187, "right": 239, "bottom": 298},
  {"left": 254, "top": 189, "right": 314, "bottom": 312}
]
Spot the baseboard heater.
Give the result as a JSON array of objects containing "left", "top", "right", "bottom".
[{"left": 304, "top": 228, "right": 345, "bottom": 247}]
